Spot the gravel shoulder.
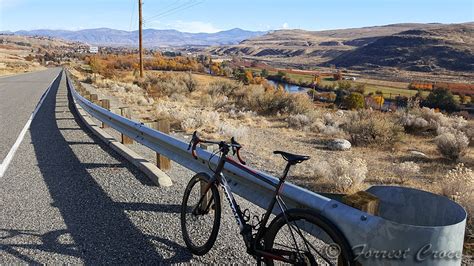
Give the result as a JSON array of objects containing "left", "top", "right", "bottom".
[{"left": 0, "top": 72, "right": 259, "bottom": 263}]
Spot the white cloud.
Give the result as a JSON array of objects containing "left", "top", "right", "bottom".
[
  {"left": 148, "top": 20, "right": 221, "bottom": 33},
  {"left": 282, "top": 22, "right": 289, "bottom": 29}
]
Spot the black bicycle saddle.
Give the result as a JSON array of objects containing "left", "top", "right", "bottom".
[{"left": 273, "top": 151, "right": 310, "bottom": 164}]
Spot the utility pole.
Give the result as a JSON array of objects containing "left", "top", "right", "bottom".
[{"left": 138, "top": 0, "right": 144, "bottom": 77}]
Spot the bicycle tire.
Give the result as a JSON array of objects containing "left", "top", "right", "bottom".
[
  {"left": 264, "top": 209, "right": 354, "bottom": 265},
  {"left": 180, "top": 173, "right": 221, "bottom": 255}
]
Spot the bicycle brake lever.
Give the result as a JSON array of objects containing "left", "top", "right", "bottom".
[{"left": 187, "top": 131, "right": 198, "bottom": 150}]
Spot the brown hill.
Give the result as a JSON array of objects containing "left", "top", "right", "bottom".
[
  {"left": 0, "top": 34, "right": 79, "bottom": 75},
  {"left": 327, "top": 24, "right": 474, "bottom": 72},
  {"left": 210, "top": 23, "right": 473, "bottom": 73}
]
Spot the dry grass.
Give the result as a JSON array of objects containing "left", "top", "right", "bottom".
[{"left": 72, "top": 68, "right": 474, "bottom": 248}]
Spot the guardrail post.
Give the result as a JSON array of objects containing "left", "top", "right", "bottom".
[
  {"left": 90, "top": 94, "right": 99, "bottom": 105},
  {"left": 144, "top": 120, "right": 171, "bottom": 171},
  {"left": 120, "top": 107, "right": 134, "bottom": 144},
  {"left": 100, "top": 99, "right": 110, "bottom": 128},
  {"left": 83, "top": 91, "right": 91, "bottom": 100},
  {"left": 156, "top": 119, "right": 171, "bottom": 170}
]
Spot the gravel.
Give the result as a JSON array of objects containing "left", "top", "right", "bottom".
[
  {"left": 0, "top": 72, "right": 261, "bottom": 264},
  {"left": 2, "top": 72, "right": 471, "bottom": 264}
]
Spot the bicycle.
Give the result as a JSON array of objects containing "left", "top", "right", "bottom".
[{"left": 180, "top": 131, "right": 354, "bottom": 265}]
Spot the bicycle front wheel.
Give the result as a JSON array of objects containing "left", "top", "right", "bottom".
[
  {"left": 180, "top": 173, "right": 221, "bottom": 255},
  {"left": 264, "top": 209, "right": 354, "bottom": 265}
]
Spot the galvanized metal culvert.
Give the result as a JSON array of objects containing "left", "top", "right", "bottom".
[{"left": 322, "top": 186, "right": 467, "bottom": 266}]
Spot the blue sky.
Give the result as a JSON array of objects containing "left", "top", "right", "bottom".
[{"left": 1, "top": 0, "right": 473, "bottom": 32}]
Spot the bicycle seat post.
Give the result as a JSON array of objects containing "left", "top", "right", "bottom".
[{"left": 280, "top": 162, "right": 293, "bottom": 181}]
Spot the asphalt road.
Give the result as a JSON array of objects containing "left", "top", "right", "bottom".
[
  {"left": 0, "top": 72, "right": 256, "bottom": 263},
  {"left": 0, "top": 68, "right": 62, "bottom": 162}
]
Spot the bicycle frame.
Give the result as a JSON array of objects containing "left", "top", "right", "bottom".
[
  {"left": 186, "top": 135, "right": 341, "bottom": 264},
  {"left": 198, "top": 151, "right": 295, "bottom": 262}
]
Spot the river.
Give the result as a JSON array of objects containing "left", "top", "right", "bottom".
[{"left": 267, "top": 80, "right": 311, "bottom": 93}]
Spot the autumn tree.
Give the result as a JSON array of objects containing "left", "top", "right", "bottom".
[
  {"left": 210, "top": 62, "right": 222, "bottom": 75},
  {"left": 333, "top": 71, "right": 343, "bottom": 80},
  {"left": 243, "top": 70, "right": 254, "bottom": 85}
]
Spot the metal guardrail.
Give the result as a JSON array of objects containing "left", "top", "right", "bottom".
[
  {"left": 66, "top": 71, "right": 466, "bottom": 266},
  {"left": 66, "top": 71, "right": 331, "bottom": 214}
]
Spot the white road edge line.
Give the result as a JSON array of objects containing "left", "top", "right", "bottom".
[{"left": 0, "top": 70, "right": 62, "bottom": 178}]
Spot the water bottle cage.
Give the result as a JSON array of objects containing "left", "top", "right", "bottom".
[{"left": 251, "top": 213, "right": 266, "bottom": 231}]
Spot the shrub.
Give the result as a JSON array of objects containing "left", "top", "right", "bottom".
[
  {"left": 344, "top": 110, "right": 403, "bottom": 146},
  {"left": 313, "top": 157, "right": 368, "bottom": 192},
  {"left": 200, "top": 94, "right": 229, "bottom": 109},
  {"left": 240, "top": 86, "right": 312, "bottom": 115},
  {"left": 286, "top": 93, "right": 313, "bottom": 115},
  {"left": 337, "top": 80, "right": 351, "bottom": 90},
  {"left": 435, "top": 130, "right": 469, "bottom": 161},
  {"left": 423, "top": 88, "right": 459, "bottom": 112},
  {"left": 228, "top": 109, "right": 256, "bottom": 120},
  {"left": 334, "top": 89, "right": 349, "bottom": 106},
  {"left": 310, "top": 112, "right": 347, "bottom": 136},
  {"left": 344, "top": 92, "right": 365, "bottom": 110},
  {"left": 218, "top": 122, "right": 249, "bottom": 141},
  {"left": 397, "top": 106, "right": 467, "bottom": 135},
  {"left": 208, "top": 79, "right": 243, "bottom": 97},
  {"left": 136, "top": 73, "right": 190, "bottom": 97},
  {"left": 180, "top": 111, "right": 221, "bottom": 133},
  {"left": 183, "top": 72, "right": 198, "bottom": 93},
  {"left": 353, "top": 83, "right": 366, "bottom": 94},
  {"left": 393, "top": 161, "right": 421, "bottom": 183},
  {"left": 287, "top": 114, "right": 311, "bottom": 130},
  {"left": 442, "top": 163, "right": 473, "bottom": 237}
]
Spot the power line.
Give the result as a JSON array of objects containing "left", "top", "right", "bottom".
[
  {"left": 144, "top": 0, "right": 203, "bottom": 21},
  {"left": 142, "top": 0, "right": 205, "bottom": 30},
  {"left": 145, "top": 0, "right": 197, "bottom": 20},
  {"left": 145, "top": 0, "right": 181, "bottom": 18}
]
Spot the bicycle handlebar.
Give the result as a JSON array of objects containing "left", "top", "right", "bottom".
[
  {"left": 231, "top": 137, "right": 246, "bottom": 165},
  {"left": 187, "top": 131, "right": 246, "bottom": 164}
]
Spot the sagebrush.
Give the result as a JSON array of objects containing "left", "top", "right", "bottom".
[
  {"left": 313, "top": 157, "right": 368, "bottom": 192},
  {"left": 344, "top": 110, "right": 403, "bottom": 146}
]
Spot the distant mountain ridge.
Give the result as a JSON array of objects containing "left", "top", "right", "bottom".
[{"left": 8, "top": 28, "right": 267, "bottom": 47}]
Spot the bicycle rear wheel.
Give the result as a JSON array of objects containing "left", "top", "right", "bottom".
[
  {"left": 264, "top": 209, "right": 354, "bottom": 265},
  {"left": 180, "top": 173, "right": 221, "bottom": 255}
]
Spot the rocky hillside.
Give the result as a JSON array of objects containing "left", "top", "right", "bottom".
[
  {"left": 210, "top": 23, "right": 474, "bottom": 72},
  {"left": 327, "top": 24, "right": 474, "bottom": 72}
]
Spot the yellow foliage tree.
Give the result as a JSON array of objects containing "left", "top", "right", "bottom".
[{"left": 372, "top": 95, "right": 385, "bottom": 107}]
